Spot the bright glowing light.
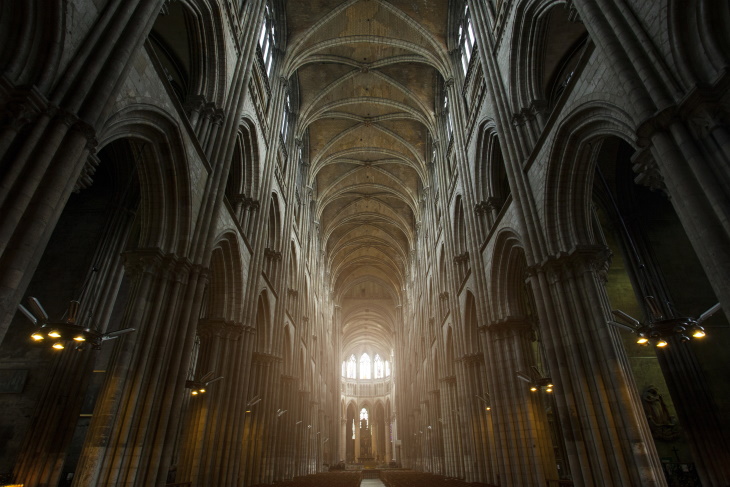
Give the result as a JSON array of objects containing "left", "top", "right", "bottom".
[
  {"left": 656, "top": 339, "right": 668, "bottom": 347},
  {"left": 48, "top": 330, "right": 61, "bottom": 338},
  {"left": 692, "top": 329, "right": 706, "bottom": 338},
  {"left": 637, "top": 337, "right": 649, "bottom": 344},
  {"left": 52, "top": 342, "right": 64, "bottom": 350},
  {"left": 31, "top": 333, "right": 44, "bottom": 341},
  {"left": 73, "top": 335, "right": 86, "bottom": 342}
]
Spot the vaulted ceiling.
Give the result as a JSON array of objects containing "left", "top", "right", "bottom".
[{"left": 284, "top": 0, "right": 451, "bottom": 356}]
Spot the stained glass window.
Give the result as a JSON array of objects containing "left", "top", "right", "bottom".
[
  {"left": 360, "top": 353, "right": 371, "bottom": 379},
  {"left": 346, "top": 354, "right": 357, "bottom": 379},
  {"left": 374, "top": 354, "right": 384, "bottom": 378}
]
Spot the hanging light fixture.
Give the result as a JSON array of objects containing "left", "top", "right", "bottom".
[
  {"left": 185, "top": 371, "right": 223, "bottom": 396},
  {"left": 475, "top": 393, "right": 492, "bottom": 411},
  {"left": 609, "top": 301, "right": 719, "bottom": 348},
  {"left": 517, "top": 367, "right": 555, "bottom": 393},
  {"left": 19, "top": 297, "right": 134, "bottom": 351},
  {"left": 595, "top": 166, "right": 722, "bottom": 349}
]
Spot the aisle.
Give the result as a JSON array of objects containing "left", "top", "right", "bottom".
[{"left": 360, "top": 479, "right": 386, "bottom": 487}]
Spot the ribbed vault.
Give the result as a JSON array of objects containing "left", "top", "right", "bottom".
[{"left": 285, "top": 0, "right": 449, "bottom": 355}]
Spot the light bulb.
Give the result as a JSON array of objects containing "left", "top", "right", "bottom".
[
  {"left": 31, "top": 333, "right": 44, "bottom": 341},
  {"left": 199, "top": 388, "right": 206, "bottom": 394},
  {"left": 547, "top": 384, "right": 554, "bottom": 388},
  {"left": 73, "top": 335, "right": 86, "bottom": 342},
  {"left": 637, "top": 337, "right": 649, "bottom": 345},
  {"left": 656, "top": 339, "right": 668, "bottom": 347},
  {"left": 52, "top": 342, "right": 64, "bottom": 350},
  {"left": 692, "top": 328, "right": 706, "bottom": 338},
  {"left": 486, "top": 407, "right": 491, "bottom": 411},
  {"left": 191, "top": 390, "right": 198, "bottom": 395},
  {"left": 530, "top": 386, "right": 538, "bottom": 392},
  {"left": 546, "top": 388, "right": 553, "bottom": 393},
  {"left": 48, "top": 330, "right": 61, "bottom": 338}
]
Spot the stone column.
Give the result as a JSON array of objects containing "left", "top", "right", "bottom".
[
  {"left": 529, "top": 246, "right": 667, "bottom": 487},
  {"left": 354, "top": 417, "right": 361, "bottom": 460},
  {"left": 241, "top": 351, "right": 281, "bottom": 486},
  {"left": 71, "top": 249, "right": 204, "bottom": 487},
  {"left": 12, "top": 347, "right": 96, "bottom": 487},
  {"left": 438, "top": 376, "right": 462, "bottom": 478},
  {"left": 427, "top": 389, "right": 443, "bottom": 474},
  {"left": 572, "top": 0, "right": 730, "bottom": 333},
  {"left": 276, "top": 375, "right": 298, "bottom": 481},
  {"left": 0, "top": 0, "right": 168, "bottom": 342},
  {"left": 655, "top": 335, "right": 730, "bottom": 485},
  {"left": 339, "top": 417, "right": 347, "bottom": 465},
  {"left": 485, "top": 320, "right": 557, "bottom": 487},
  {"left": 12, "top": 184, "right": 135, "bottom": 487},
  {"left": 177, "top": 319, "right": 252, "bottom": 487},
  {"left": 463, "top": 353, "right": 495, "bottom": 484}
]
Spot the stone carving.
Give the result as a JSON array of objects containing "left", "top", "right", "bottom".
[{"left": 641, "top": 385, "right": 679, "bottom": 441}]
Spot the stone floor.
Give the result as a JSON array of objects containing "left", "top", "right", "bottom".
[{"left": 360, "top": 480, "right": 386, "bottom": 487}]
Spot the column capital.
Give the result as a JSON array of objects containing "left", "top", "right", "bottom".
[
  {"left": 632, "top": 147, "right": 667, "bottom": 194},
  {"left": 197, "top": 318, "right": 245, "bottom": 340},
  {"left": 530, "top": 244, "right": 612, "bottom": 283},
  {"left": 252, "top": 351, "right": 282, "bottom": 365}
]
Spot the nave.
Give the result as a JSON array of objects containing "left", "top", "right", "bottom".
[{"left": 0, "top": 0, "right": 729, "bottom": 486}]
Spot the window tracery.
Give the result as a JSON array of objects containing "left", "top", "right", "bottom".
[
  {"left": 346, "top": 354, "right": 357, "bottom": 379},
  {"left": 360, "top": 353, "right": 371, "bottom": 379},
  {"left": 259, "top": 3, "right": 276, "bottom": 77},
  {"left": 374, "top": 354, "right": 384, "bottom": 378},
  {"left": 458, "top": 3, "right": 476, "bottom": 74}
]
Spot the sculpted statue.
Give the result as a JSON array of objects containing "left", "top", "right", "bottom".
[{"left": 642, "top": 385, "right": 679, "bottom": 441}]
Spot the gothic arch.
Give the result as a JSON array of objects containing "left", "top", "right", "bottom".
[
  {"left": 255, "top": 290, "right": 273, "bottom": 353},
  {"left": 490, "top": 229, "right": 530, "bottom": 321},
  {"left": 509, "top": 0, "right": 589, "bottom": 114},
  {"left": 149, "top": 0, "right": 228, "bottom": 106},
  {"left": 668, "top": 0, "right": 730, "bottom": 87},
  {"left": 0, "top": 0, "right": 64, "bottom": 91},
  {"left": 99, "top": 106, "right": 194, "bottom": 255},
  {"left": 207, "top": 231, "right": 245, "bottom": 322},
  {"left": 444, "top": 326, "right": 455, "bottom": 378},
  {"left": 452, "top": 195, "right": 467, "bottom": 256},
  {"left": 267, "top": 193, "right": 283, "bottom": 251},
  {"left": 226, "top": 118, "right": 260, "bottom": 203},
  {"left": 283, "top": 324, "right": 293, "bottom": 375},
  {"left": 542, "top": 102, "right": 637, "bottom": 255},
  {"left": 288, "top": 241, "right": 298, "bottom": 294},
  {"left": 463, "top": 290, "right": 480, "bottom": 355},
  {"left": 475, "top": 121, "right": 510, "bottom": 209}
]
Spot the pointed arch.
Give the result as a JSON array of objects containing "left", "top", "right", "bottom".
[
  {"left": 255, "top": 290, "right": 272, "bottom": 352},
  {"left": 509, "top": 0, "right": 589, "bottom": 113},
  {"left": 542, "top": 102, "right": 637, "bottom": 254},
  {"left": 99, "top": 105, "right": 194, "bottom": 255},
  {"left": 490, "top": 229, "right": 530, "bottom": 321},
  {"left": 207, "top": 232, "right": 245, "bottom": 321},
  {"left": 149, "top": 0, "right": 228, "bottom": 106}
]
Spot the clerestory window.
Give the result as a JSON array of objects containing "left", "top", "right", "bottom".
[
  {"left": 259, "top": 3, "right": 276, "bottom": 77},
  {"left": 374, "top": 354, "right": 384, "bottom": 378},
  {"left": 360, "top": 353, "right": 371, "bottom": 379},
  {"left": 346, "top": 354, "right": 357, "bottom": 378},
  {"left": 458, "top": 3, "right": 476, "bottom": 75}
]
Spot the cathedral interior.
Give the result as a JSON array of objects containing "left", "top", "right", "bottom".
[{"left": 0, "top": 1, "right": 729, "bottom": 486}]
